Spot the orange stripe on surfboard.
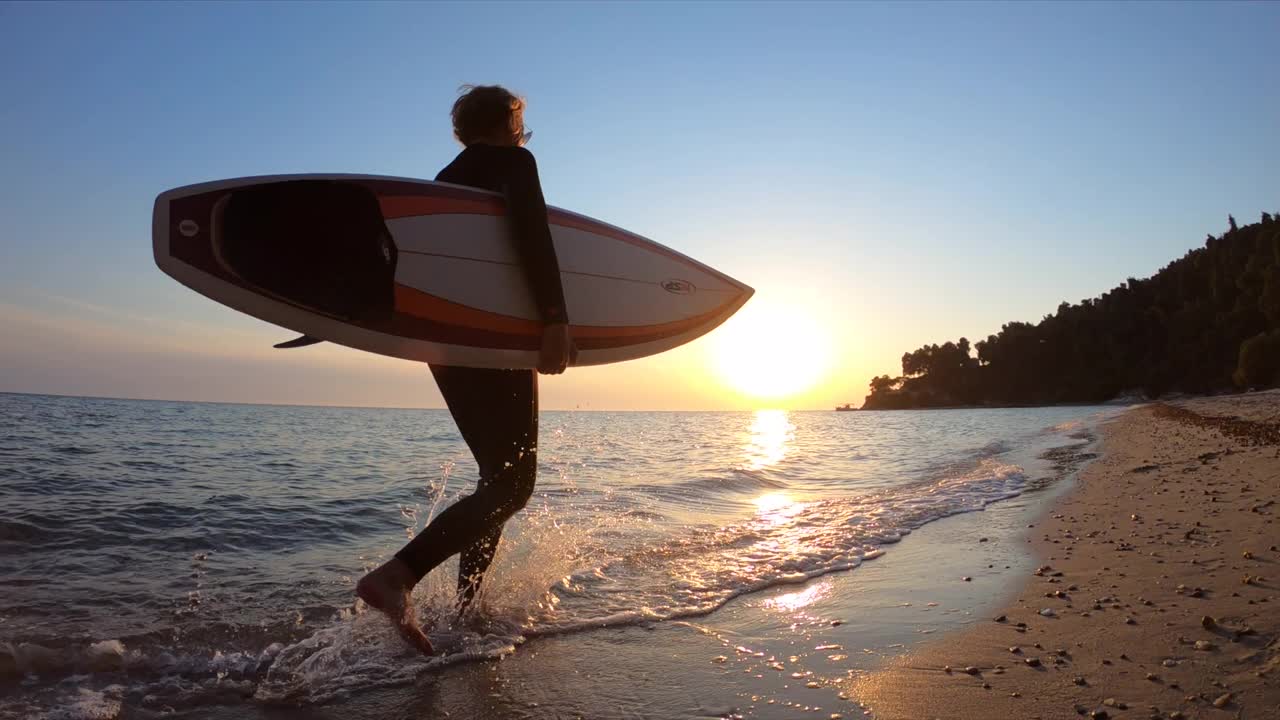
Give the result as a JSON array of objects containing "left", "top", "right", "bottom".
[
  {"left": 394, "top": 285, "right": 541, "bottom": 336},
  {"left": 394, "top": 283, "right": 733, "bottom": 342}
]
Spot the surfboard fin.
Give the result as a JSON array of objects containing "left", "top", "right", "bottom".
[{"left": 274, "top": 335, "right": 325, "bottom": 349}]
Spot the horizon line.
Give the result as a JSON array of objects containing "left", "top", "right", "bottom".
[{"left": 0, "top": 389, "right": 844, "bottom": 413}]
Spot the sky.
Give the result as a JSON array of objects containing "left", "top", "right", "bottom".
[{"left": 1, "top": 1, "right": 1277, "bottom": 410}]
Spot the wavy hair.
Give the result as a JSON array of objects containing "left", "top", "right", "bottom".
[{"left": 450, "top": 84, "right": 530, "bottom": 147}]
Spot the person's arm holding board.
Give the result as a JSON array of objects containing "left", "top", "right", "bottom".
[{"left": 502, "top": 146, "right": 574, "bottom": 374}]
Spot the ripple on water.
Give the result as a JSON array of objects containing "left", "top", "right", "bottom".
[{"left": 0, "top": 392, "right": 1113, "bottom": 716}]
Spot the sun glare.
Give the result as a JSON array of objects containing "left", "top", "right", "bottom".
[
  {"left": 752, "top": 490, "right": 805, "bottom": 526},
  {"left": 753, "top": 492, "right": 793, "bottom": 514},
  {"left": 743, "top": 409, "right": 794, "bottom": 470},
  {"left": 762, "top": 580, "right": 833, "bottom": 612},
  {"left": 710, "top": 300, "right": 832, "bottom": 400}
]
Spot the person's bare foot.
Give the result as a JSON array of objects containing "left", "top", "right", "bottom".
[{"left": 356, "top": 558, "right": 434, "bottom": 655}]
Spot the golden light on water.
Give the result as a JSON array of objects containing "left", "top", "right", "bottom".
[
  {"left": 762, "top": 580, "right": 833, "bottom": 612},
  {"left": 746, "top": 411, "right": 804, "bottom": 524},
  {"left": 752, "top": 491, "right": 805, "bottom": 526},
  {"left": 710, "top": 300, "right": 832, "bottom": 400},
  {"left": 753, "top": 492, "right": 793, "bottom": 513},
  {"left": 743, "top": 409, "right": 795, "bottom": 470}
]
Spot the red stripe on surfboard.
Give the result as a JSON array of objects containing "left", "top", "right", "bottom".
[{"left": 380, "top": 195, "right": 503, "bottom": 219}]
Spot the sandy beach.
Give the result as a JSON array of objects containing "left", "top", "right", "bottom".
[{"left": 850, "top": 392, "right": 1280, "bottom": 720}]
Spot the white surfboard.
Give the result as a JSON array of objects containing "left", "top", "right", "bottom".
[{"left": 152, "top": 174, "right": 753, "bottom": 368}]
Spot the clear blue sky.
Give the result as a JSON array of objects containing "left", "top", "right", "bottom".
[{"left": 1, "top": 1, "right": 1277, "bottom": 409}]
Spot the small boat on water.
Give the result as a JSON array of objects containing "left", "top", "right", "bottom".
[{"left": 835, "top": 403, "right": 856, "bottom": 411}]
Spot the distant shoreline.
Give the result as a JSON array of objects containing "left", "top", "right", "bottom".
[
  {"left": 849, "top": 399, "right": 1137, "bottom": 412},
  {"left": 846, "top": 389, "right": 1262, "bottom": 412}
]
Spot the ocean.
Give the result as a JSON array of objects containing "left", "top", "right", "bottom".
[{"left": 0, "top": 392, "right": 1113, "bottom": 719}]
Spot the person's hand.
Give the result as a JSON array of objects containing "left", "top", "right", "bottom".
[{"left": 538, "top": 323, "right": 575, "bottom": 375}]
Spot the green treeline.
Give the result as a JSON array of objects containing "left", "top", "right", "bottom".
[{"left": 863, "top": 213, "right": 1280, "bottom": 410}]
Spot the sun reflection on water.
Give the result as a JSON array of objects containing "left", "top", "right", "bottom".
[
  {"left": 753, "top": 492, "right": 793, "bottom": 513},
  {"left": 752, "top": 491, "right": 806, "bottom": 526},
  {"left": 743, "top": 409, "right": 794, "bottom": 471},
  {"left": 762, "top": 580, "right": 833, "bottom": 612}
]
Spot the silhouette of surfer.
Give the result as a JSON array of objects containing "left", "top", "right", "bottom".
[{"left": 356, "top": 85, "right": 574, "bottom": 654}]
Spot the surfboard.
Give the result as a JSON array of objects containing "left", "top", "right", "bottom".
[{"left": 152, "top": 174, "right": 753, "bottom": 368}]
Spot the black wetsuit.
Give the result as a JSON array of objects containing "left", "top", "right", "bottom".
[{"left": 393, "top": 145, "right": 568, "bottom": 600}]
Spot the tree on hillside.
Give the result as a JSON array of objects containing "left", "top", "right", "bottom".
[{"left": 863, "top": 213, "right": 1280, "bottom": 409}]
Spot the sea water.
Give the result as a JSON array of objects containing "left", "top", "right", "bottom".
[{"left": 0, "top": 392, "right": 1112, "bottom": 717}]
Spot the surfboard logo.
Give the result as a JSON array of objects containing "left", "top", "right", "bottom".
[
  {"left": 661, "top": 278, "right": 696, "bottom": 295},
  {"left": 179, "top": 219, "right": 200, "bottom": 237}
]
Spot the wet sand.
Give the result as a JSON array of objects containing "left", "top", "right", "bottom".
[{"left": 849, "top": 392, "right": 1280, "bottom": 719}]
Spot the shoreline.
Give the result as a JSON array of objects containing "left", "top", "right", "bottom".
[
  {"left": 848, "top": 392, "right": 1280, "bottom": 719},
  {"left": 168, "top": 412, "right": 1106, "bottom": 720},
  {"left": 852, "top": 400, "right": 1133, "bottom": 412}
]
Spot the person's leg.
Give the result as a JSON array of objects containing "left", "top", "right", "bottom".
[
  {"left": 393, "top": 365, "right": 537, "bottom": 582},
  {"left": 357, "top": 365, "right": 537, "bottom": 651}
]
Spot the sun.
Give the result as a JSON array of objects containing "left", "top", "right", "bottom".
[{"left": 709, "top": 300, "right": 831, "bottom": 400}]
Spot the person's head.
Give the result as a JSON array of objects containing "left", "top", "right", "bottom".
[{"left": 450, "top": 85, "right": 530, "bottom": 147}]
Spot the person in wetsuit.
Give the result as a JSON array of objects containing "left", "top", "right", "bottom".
[{"left": 356, "top": 85, "right": 574, "bottom": 654}]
